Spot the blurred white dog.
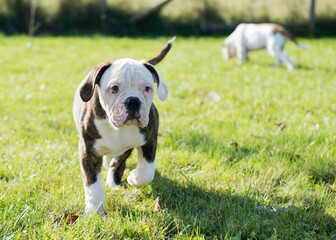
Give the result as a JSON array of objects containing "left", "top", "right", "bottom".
[{"left": 222, "top": 23, "right": 308, "bottom": 70}]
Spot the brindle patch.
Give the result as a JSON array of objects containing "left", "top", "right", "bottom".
[
  {"left": 79, "top": 99, "right": 103, "bottom": 186},
  {"left": 80, "top": 61, "right": 112, "bottom": 102},
  {"left": 92, "top": 87, "right": 107, "bottom": 119},
  {"left": 109, "top": 149, "right": 134, "bottom": 185},
  {"left": 139, "top": 104, "right": 159, "bottom": 162},
  {"left": 143, "top": 62, "right": 161, "bottom": 86},
  {"left": 259, "top": 23, "right": 298, "bottom": 45}
]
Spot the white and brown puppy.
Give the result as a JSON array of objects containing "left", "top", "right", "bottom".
[
  {"left": 73, "top": 37, "right": 175, "bottom": 215},
  {"left": 222, "top": 23, "right": 308, "bottom": 70}
]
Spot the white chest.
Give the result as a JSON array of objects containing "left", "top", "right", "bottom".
[{"left": 93, "top": 119, "right": 146, "bottom": 157}]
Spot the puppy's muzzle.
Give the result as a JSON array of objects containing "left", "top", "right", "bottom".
[{"left": 125, "top": 97, "right": 141, "bottom": 122}]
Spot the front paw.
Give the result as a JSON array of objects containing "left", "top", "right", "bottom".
[
  {"left": 106, "top": 181, "right": 122, "bottom": 190},
  {"left": 84, "top": 203, "right": 106, "bottom": 217},
  {"left": 127, "top": 169, "right": 154, "bottom": 188}
]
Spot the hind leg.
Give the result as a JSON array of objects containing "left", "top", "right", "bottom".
[
  {"left": 106, "top": 149, "right": 133, "bottom": 189},
  {"left": 269, "top": 48, "right": 294, "bottom": 70},
  {"left": 278, "top": 51, "right": 294, "bottom": 71},
  {"left": 273, "top": 45, "right": 294, "bottom": 70},
  {"left": 237, "top": 46, "right": 248, "bottom": 63},
  {"left": 275, "top": 58, "right": 283, "bottom": 66},
  {"left": 267, "top": 33, "right": 294, "bottom": 70}
]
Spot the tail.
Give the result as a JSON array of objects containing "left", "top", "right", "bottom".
[
  {"left": 297, "top": 43, "right": 309, "bottom": 50},
  {"left": 148, "top": 36, "right": 176, "bottom": 65},
  {"left": 271, "top": 24, "right": 309, "bottom": 50}
]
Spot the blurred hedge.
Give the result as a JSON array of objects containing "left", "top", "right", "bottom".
[{"left": 0, "top": 0, "right": 335, "bottom": 36}]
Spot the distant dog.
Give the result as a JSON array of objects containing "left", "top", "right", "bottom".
[
  {"left": 222, "top": 23, "right": 308, "bottom": 70},
  {"left": 73, "top": 37, "right": 175, "bottom": 215}
]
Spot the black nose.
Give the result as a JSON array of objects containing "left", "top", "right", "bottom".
[{"left": 125, "top": 97, "right": 141, "bottom": 112}]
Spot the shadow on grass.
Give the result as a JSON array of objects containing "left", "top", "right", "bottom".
[
  {"left": 169, "top": 130, "right": 336, "bottom": 186},
  {"left": 261, "top": 63, "right": 335, "bottom": 73},
  {"left": 148, "top": 172, "right": 336, "bottom": 239},
  {"left": 104, "top": 130, "right": 336, "bottom": 238},
  {"left": 145, "top": 131, "right": 336, "bottom": 238},
  {"left": 295, "top": 64, "right": 335, "bottom": 73},
  {"left": 166, "top": 130, "right": 259, "bottom": 164}
]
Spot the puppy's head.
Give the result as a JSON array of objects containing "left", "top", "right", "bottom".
[
  {"left": 222, "top": 42, "right": 236, "bottom": 60},
  {"left": 79, "top": 59, "right": 168, "bottom": 129}
]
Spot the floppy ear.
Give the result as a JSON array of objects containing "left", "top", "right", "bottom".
[
  {"left": 80, "top": 61, "right": 112, "bottom": 102},
  {"left": 142, "top": 61, "right": 168, "bottom": 101}
]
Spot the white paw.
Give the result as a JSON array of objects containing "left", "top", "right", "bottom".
[
  {"left": 84, "top": 172, "right": 106, "bottom": 216},
  {"left": 106, "top": 181, "right": 122, "bottom": 190},
  {"left": 85, "top": 204, "right": 106, "bottom": 217},
  {"left": 127, "top": 167, "right": 155, "bottom": 188}
]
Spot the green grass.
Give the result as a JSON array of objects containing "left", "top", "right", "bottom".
[{"left": 0, "top": 35, "right": 336, "bottom": 239}]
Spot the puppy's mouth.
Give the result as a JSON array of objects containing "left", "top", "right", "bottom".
[
  {"left": 108, "top": 115, "right": 141, "bottom": 129},
  {"left": 125, "top": 119, "right": 139, "bottom": 125},
  {"left": 125, "top": 112, "right": 141, "bottom": 125}
]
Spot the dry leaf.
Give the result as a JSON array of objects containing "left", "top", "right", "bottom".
[
  {"left": 153, "top": 197, "right": 162, "bottom": 212},
  {"left": 33, "top": 225, "right": 40, "bottom": 233},
  {"left": 53, "top": 213, "right": 78, "bottom": 225},
  {"left": 65, "top": 213, "right": 78, "bottom": 224},
  {"left": 290, "top": 154, "right": 302, "bottom": 161}
]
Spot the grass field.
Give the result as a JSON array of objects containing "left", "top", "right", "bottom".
[{"left": 0, "top": 35, "right": 336, "bottom": 239}]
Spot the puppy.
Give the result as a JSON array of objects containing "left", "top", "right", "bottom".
[
  {"left": 73, "top": 37, "right": 175, "bottom": 215},
  {"left": 222, "top": 23, "right": 308, "bottom": 70}
]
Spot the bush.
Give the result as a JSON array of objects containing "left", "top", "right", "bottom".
[{"left": 0, "top": 0, "right": 335, "bottom": 36}]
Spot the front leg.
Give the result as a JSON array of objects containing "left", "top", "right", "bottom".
[
  {"left": 235, "top": 32, "right": 248, "bottom": 63},
  {"left": 106, "top": 149, "right": 133, "bottom": 189},
  {"left": 79, "top": 140, "right": 105, "bottom": 215},
  {"left": 275, "top": 58, "right": 283, "bottom": 66},
  {"left": 237, "top": 45, "right": 248, "bottom": 63},
  {"left": 127, "top": 142, "right": 156, "bottom": 187}
]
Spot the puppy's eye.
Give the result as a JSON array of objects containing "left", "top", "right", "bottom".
[
  {"left": 144, "top": 86, "right": 151, "bottom": 92},
  {"left": 110, "top": 85, "right": 119, "bottom": 94}
]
